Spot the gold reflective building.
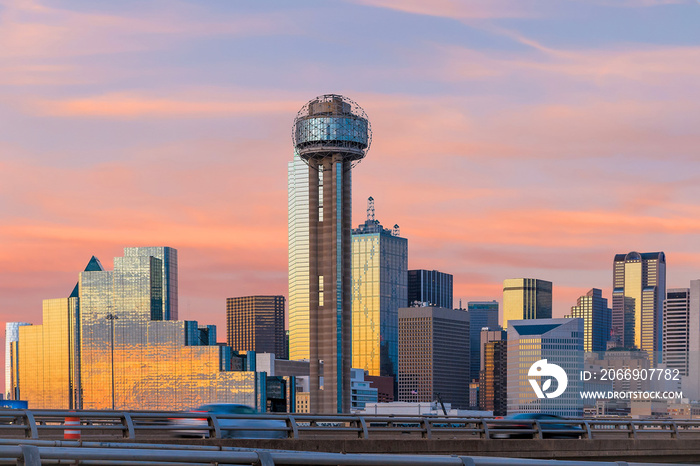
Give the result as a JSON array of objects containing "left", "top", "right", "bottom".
[
  {"left": 612, "top": 252, "right": 666, "bottom": 353},
  {"left": 479, "top": 333, "right": 507, "bottom": 416},
  {"left": 17, "top": 248, "right": 263, "bottom": 411},
  {"left": 502, "top": 278, "right": 552, "bottom": 329},
  {"left": 351, "top": 199, "right": 407, "bottom": 380},
  {"left": 18, "top": 298, "right": 79, "bottom": 409}
]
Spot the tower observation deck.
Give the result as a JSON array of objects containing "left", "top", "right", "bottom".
[{"left": 292, "top": 94, "right": 371, "bottom": 414}]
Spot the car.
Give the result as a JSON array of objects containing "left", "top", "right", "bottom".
[
  {"left": 487, "top": 413, "right": 583, "bottom": 439},
  {"left": 171, "top": 404, "right": 288, "bottom": 439}
]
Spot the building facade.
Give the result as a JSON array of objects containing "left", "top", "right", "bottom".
[
  {"left": 350, "top": 368, "right": 379, "bottom": 411},
  {"left": 365, "top": 375, "right": 395, "bottom": 402},
  {"left": 407, "top": 269, "right": 452, "bottom": 308},
  {"left": 685, "top": 280, "right": 700, "bottom": 401},
  {"left": 5, "top": 322, "right": 31, "bottom": 400},
  {"left": 612, "top": 252, "right": 666, "bottom": 353},
  {"left": 479, "top": 337, "right": 507, "bottom": 416},
  {"left": 507, "top": 318, "right": 584, "bottom": 417},
  {"left": 503, "top": 278, "right": 552, "bottom": 329},
  {"left": 398, "top": 306, "right": 470, "bottom": 409},
  {"left": 16, "top": 248, "right": 269, "bottom": 411},
  {"left": 287, "top": 152, "right": 310, "bottom": 361},
  {"left": 467, "top": 301, "right": 500, "bottom": 381},
  {"left": 227, "top": 296, "right": 287, "bottom": 359},
  {"left": 566, "top": 288, "right": 611, "bottom": 353},
  {"left": 352, "top": 201, "right": 408, "bottom": 382},
  {"left": 124, "top": 247, "right": 178, "bottom": 320},
  {"left": 663, "top": 288, "right": 690, "bottom": 376}
]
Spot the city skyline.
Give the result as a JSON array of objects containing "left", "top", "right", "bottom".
[{"left": 2, "top": 1, "right": 700, "bottom": 391}]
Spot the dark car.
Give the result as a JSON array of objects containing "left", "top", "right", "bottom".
[
  {"left": 172, "top": 403, "right": 287, "bottom": 439},
  {"left": 487, "top": 413, "right": 583, "bottom": 439}
]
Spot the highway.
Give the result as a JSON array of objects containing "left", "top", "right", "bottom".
[{"left": 1, "top": 410, "right": 699, "bottom": 464}]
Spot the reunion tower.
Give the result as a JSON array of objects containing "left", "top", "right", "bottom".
[{"left": 293, "top": 94, "right": 371, "bottom": 413}]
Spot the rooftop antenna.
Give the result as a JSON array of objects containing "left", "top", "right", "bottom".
[
  {"left": 392, "top": 224, "right": 400, "bottom": 237},
  {"left": 367, "top": 196, "right": 375, "bottom": 222}
]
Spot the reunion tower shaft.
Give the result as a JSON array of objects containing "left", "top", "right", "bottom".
[{"left": 293, "top": 95, "right": 371, "bottom": 414}]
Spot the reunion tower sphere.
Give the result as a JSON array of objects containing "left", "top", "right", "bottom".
[{"left": 292, "top": 94, "right": 372, "bottom": 166}]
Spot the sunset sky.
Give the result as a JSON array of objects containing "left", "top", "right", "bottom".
[{"left": 2, "top": 0, "right": 700, "bottom": 385}]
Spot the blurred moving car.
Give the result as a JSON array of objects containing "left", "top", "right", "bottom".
[
  {"left": 487, "top": 413, "right": 583, "bottom": 439},
  {"left": 172, "top": 404, "right": 287, "bottom": 439}
]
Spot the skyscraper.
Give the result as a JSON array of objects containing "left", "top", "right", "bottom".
[
  {"left": 502, "top": 278, "right": 552, "bottom": 329},
  {"left": 507, "top": 318, "right": 584, "bottom": 417},
  {"left": 398, "top": 306, "right": 470, "bottom": 409},
  {"left": 566, "top": 289, "right": 611, "bottom": 352},
  {"left": 407, "top": 269, "right": 452, "bottom": 308},
  {"left": 479, "top": 329, "right": 507, "bottom": 416},
  {"left": 663, "top": 288, "right": 690, "bottom": 376},
  {"left": 5, "top": 322, "right": 31, "bottom": 400},
  {"left": 17, "top": 248, "right": 265, "bottom": 411},
  {"left": 352, "top": 197, "right": 407, "bottom": 381},
  {"left": 467, "top": 300, "right": 499, "bottom": 380},
  {"left": 124, "top": 247, "right": 178, "bottom": 320},
  {"left": 288, "top": 152, "right": 310, "bottom": 361},
  {"left": 18, "top": 298, "right": 80, "bottom": 409},
  {"left": 292, "top": 94, "right": 371, "bottom": 414},
  {"left": 612, "top": 252, "right": 666, "bottom": 353},
  {"left": 227, "top": 295, "right": 287, "bottom": 359},
  {"left": 684, "top": 280, "right": 700, "bottom": 400}
]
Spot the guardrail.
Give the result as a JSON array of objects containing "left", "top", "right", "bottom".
[
  {"left": 0, "top": 410, "right": 698, "bottom": 441},
  {"left": 0, "top": 441, "right": 693, "bottom": 466}
]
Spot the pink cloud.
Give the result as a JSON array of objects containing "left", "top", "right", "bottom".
[
  {"left": 0, "top": 0, "right": 301, "bottom": 60},
  {"left": 28, "top": 92, "right": 302, "bottom": 119},
  {"left": 350, "top": 0, "right": 543, "bottom": 19}
]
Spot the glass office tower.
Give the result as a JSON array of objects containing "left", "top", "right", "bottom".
[
  {"left": 566, "top": 288, "right": 611, "bottom": 352},
  {"left": 124, "top": 247, "right": 178, "bottom": 320},
  {"left": 288, "top": 152, "right": 310, "bottom": 361},
  {"left": 507, "top": 318, "right": 584, "bottom": 417},
  {"left": 503, "top": 278, "right": 552, "bottom": 329},
  {"left": 612, "top": 252, "right": 666, "bottom": 354},
  {"left": 479, "top": 330, "right": 507, "bottom": 416},
  {"left": 19, "top": 298, "right": 81, "bottom": 409},
  {"left": 352, "top": 205, "right": 407, "bottom": 380},
  {"left": 17, "top": 247, "right": 263, "bottom": 411},
  {"left": 467, "top": 301, "right": 499, "bottom": 381},
  {"left": 407, "top": 270, "right": 452, "bottom": 308},
  {"left": 5, "top": 322, "right": 31, "bottom": 400}
]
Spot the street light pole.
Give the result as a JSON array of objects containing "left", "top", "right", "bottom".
[{"left": 106, "top": 313, "right": 118, "bottom": 410}]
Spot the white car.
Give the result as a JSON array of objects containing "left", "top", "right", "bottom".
[{"left": 172, "top": 404, "right": 287, "bottom": 439}]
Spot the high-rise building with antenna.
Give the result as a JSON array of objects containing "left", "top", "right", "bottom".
[{"left": 352, "top": 197, "right": 407, "bottom": 386}]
